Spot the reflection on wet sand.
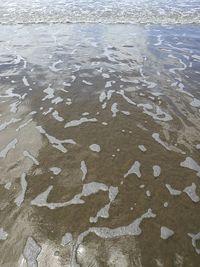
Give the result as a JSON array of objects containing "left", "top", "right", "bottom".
[{"left": 0, "top": 24, "right": 200, "bottom": 266}]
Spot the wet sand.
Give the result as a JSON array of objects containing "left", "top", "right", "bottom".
[{"left": 0, "top": 24, "right": 200, "bottom": 267}]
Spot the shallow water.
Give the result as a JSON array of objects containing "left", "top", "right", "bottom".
[{"left": 0, "top": 24, "right": 200, "bottom": 266}]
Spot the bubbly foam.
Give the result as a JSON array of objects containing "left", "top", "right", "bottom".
[{"left": 0, "top": 0, "right": 199, "bottom": 25}]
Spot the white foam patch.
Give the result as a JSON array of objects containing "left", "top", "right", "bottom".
[
  {"left": 138, "top": 103, "right": 153, "bottom": 110},
  {"left": 23, "top": 237, "right": 42, "bottom": 267},
  {"left": 52, "top": 96, "right": 63, "bottom": 104},
  {"left": 80, "top": 161, "right": 87, "bottom": 181},
  {"left": 90, "top": 186, "right": 118, "bottom": 223},
  {"left": 166, "top": 184, "right": 182, "bottom": 196},
  {"left": 31, "top": 182, "right": 109, "bottom": 210},
  {"left": 82, "top": 112, "right": 89, "bottom": 116},
  {"left": 164, "top": 202, "right": 168, "bottom": 208},
  {"left": 121, "top": 110, "right": 130, "bottom": 116},
  {"left": 140, "top": 105, "right": 173, "bottom": 122},
  {"left": 71, "top": 209, "right": 156, "bottom": 266},
  {"left": 180, "top": 157, "right": 200, "bottom": 177},
  {"left": 155, "top": 259, "right": 163, "bottom": 267},
  {"left": 49, "top": 60, "right": 63, "bottom": 72},
  {"left": 176, "top": 82, "right": 193, "bottom": 97},
  {"left": 154, "top": 35, "right": 163, "bottom": 46},
  {"left": 31, "top": 185, "right": 54, "bottom": 208},
  {"left": 124, "top": 161, "right": 141, "bottom": 178},
  {"left": 49, "top": 167, "right": 61, "bottom": 175},
  {"left": 111, "top": 103, "right": 119, "bottom": 117},
  {"left": 29, "top": 111, "right": 37, "bottom": 116},
  {"left": 42, "top": 85, "right": 55, "bottom": 101},
  {"left": 14, "top": 55, "right": 24, "bottom": 65},
  {"left": 63, "top": 82, "right": 71, "bottom": 87},
  {"left": 0, "top": 228, "right": 8, "bottom": 240},
  {"left": 52, "top": 110, "right": 64, "bottom": 122},
  {"left": 107, "top": 90, "right": 114, "bottom": 100},
  {"left": 196, "top": 144, "right": 200, "bottom": 150},
  {"left": 82, "top": 80, "right": 93, "bottom": 85},
  {"left": 103, "top": 47, "right": 116, "bottom": 63},
  {"left": 101, "top": 102, "right": 107, "bottom": 109},
  {"left": 192, "top": 55, "right": 200, "bottom": 61},
  {"left": 10, "top": 101, "right": 21, "bottom": 113},
  {"left": 190, "top": 98, "right": 200, "bottom": 108},
  {"left": 168, "top": 54, "right": 187, "bottom": 74},
  {"left": 188, "top": 232, "right": 200, "bottom": 255},
  {"left": 22, "top": 76, "right": 30, "bottom": 87},
  {"left": 23, "top": 150, "right": 39, "bottom": 165},
  {"left": 152, "top": 133, "right": 171, "bottom": 151},
  {"left": 14, "top": 173, "right": 27, "bottom": 207},
  {"left": 102, "top": 73, "right": 110, "bottom": 79},
  {"left": 0, "top": 118, "right": 21, "bottom": 132},
  {"left": 117, "top": 90, "right": 136, "bottom": 106},
  {"left": 61, "top": 233, "right": 73, "bottom": 246},
  {"left": 105, "top": 81, "right": 112, "bottom": 88},
  {"left": 16, "top": 118, "right": 33, "bottom": 131},
  {"left": 99, "top": 90, "right": 115, "bottom": 109},
  {"left": 151, "top": 92, "right": 163, "bottom": 97},
  {"left": 60, "top": 88, "right": 69, "bottom": 93},
  {"left": 65, "top": 117, "right": 97, "bottom": 128},
  {"left": 146, "top": 81, "right": 157, "bottom": 89},
  {"left": 43, "top": 107, "right": 53, "bottom": 115},
  {"left": 4, "top": 182, "right": 11, "bottom": 190},
  {"left": 99, "top": 91, "right": 107, "bottom": 103},
  {"left": 36, "top": 126, "right": 76, "bottom": 153},
  {"left": 71, "top": 75, "right": 76, "bottom": 82},
  {"left": 0, "top": 88, "right": 25, "bottom": 100},
  {"left": 110, "top": 102, "right": 129, "bottom": 117},
  {"left": 0, "top": 138, "right": 18, "bottom": 158},
  {"left": 160, "top": 226, "right": 174, "bottom": 240},
  {"left": 66, "top": 98, "right": 72, "bottom": 105},
  {"left": 153, "top": 165, "right": 161, "bottom": 177},
  {"left": 146, "top": 190, "right": 151, "bottom": 197},
  {"left": 183, "top": 183, "right": 200, "bottom": 203},
  {"left": 89, "top": 144, "right": 101, "bottom": 153},
  {"left": 138, "top": 145, "right": 147, "bottom": 152}
]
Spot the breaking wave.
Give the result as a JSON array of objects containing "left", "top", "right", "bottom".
[{"left": 0, "top": 0, "right": 200, "bottom": 25}]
